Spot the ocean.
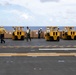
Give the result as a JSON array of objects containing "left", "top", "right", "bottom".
[
  {"left": 4, "top": 26, "right": 76, "bottom": 31},
  {"left": 4, "top": 26, "right": 46, "bottom": 31}
]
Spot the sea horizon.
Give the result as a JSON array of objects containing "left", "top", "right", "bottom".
[{"left": 3, "top": 26, "right": 76, "bottom": 31}]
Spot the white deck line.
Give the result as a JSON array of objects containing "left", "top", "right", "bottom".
[{"left": 39, "top": 48, "right": 76, "bottom": 50}]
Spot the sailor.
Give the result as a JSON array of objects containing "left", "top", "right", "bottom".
[
  {"left": 0, "top": 26, "right": 6, "bottom": 43},
  {"left": 38, "top": 28, "right": 42, "bottom": 39},
  {"left": 65, "top": 27, "right": 67, "bottom": 35},
  {"left": 26, "top": 26, "right": 31, "bottom": 42},
  {"left": 46, "top": 28, "right": 50, "bottom": 36},
  {"left": 65, "top": 28, "right": 67, "bottom": 32},
  {"left": 38, "top": 29, "right": 40, "bottom": 39}
]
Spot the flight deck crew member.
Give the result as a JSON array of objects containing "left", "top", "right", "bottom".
[
  {"left": 46, "top": 28, "right": 50, "bottom": 36},
  {"left": 65, "top": 28, "right": 67, "bottom": 35},
  {"left": 38, "top": 28, "right": 42, "bottom": 39},
  {"left": 38, "top": 29, "right": 40, "bottom": 39},
  {"left": 26, "top": 27, "right": 31, "bottom": 42},
  {"left": 0, "top": 27, "right": 6, "bottom": 43}
]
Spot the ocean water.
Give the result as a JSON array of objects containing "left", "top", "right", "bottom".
[
  {"left": 4, "top": 26, "right": 46, "bottom": 31},
  {"left": 4, "top": 26, "right": 76, "bottom": 31}
]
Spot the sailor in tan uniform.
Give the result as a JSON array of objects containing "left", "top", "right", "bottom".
[{"left": 0, "top": 26, "right": 7, "bottom": 43}]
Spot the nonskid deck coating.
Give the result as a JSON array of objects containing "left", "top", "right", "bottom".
[{"left": 0, "top": 39, "right": 76, "bottom": 48}]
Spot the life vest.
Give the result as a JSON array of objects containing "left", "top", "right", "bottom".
[{"left": 26, "top": 29, "right": 30, "bottom": 34}]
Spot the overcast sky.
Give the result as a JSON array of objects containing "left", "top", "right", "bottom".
[{"left": 0, "top": 0, "right": 76, "bottom": 26}]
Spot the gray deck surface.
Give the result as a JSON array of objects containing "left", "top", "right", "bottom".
[
  {"left": 0, "top": 39, "right": 76, "bottom": 53},
  {"left": 0, "top": 39, "right": 76, "bottom": 75},
  {"left": 0, "top": 56, "right": 76, "bottom": 75}
]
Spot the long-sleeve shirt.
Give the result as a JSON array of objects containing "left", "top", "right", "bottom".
[{"left": 0, "top": 28, "right": 7, "bottom": 34}]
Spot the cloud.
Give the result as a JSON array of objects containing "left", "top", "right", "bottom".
[
  {"left": 21, "top": 14, "right": 29, "bottom": 19},
  {"left": 40, "top": 0, "right": 60, "bottom": 2},
  {"left": 0, "top": 1, "right": 11, "bottom": 6},
  {"left": 49, "top": 18, "right": 53, "bottom": 22},
  {"left": 0, "top": 0, "right": 76, "bottom": 26},
  {"left": 4, "top": 9, "right": 34, "bottom": 20}
]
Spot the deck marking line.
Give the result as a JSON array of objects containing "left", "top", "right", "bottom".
[
  {"left": 1, "top": 45, "right": 76, "bottom": 48},
  {"left": 39, "top": 48, "right": 76, "bottom": 51},
  {"left": 0, "top": 53, "right": 75, "bottom": 56}
]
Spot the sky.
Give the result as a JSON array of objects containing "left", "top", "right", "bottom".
[{"left": 0, "top": 0, "right": 76, "bottom": 26}]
